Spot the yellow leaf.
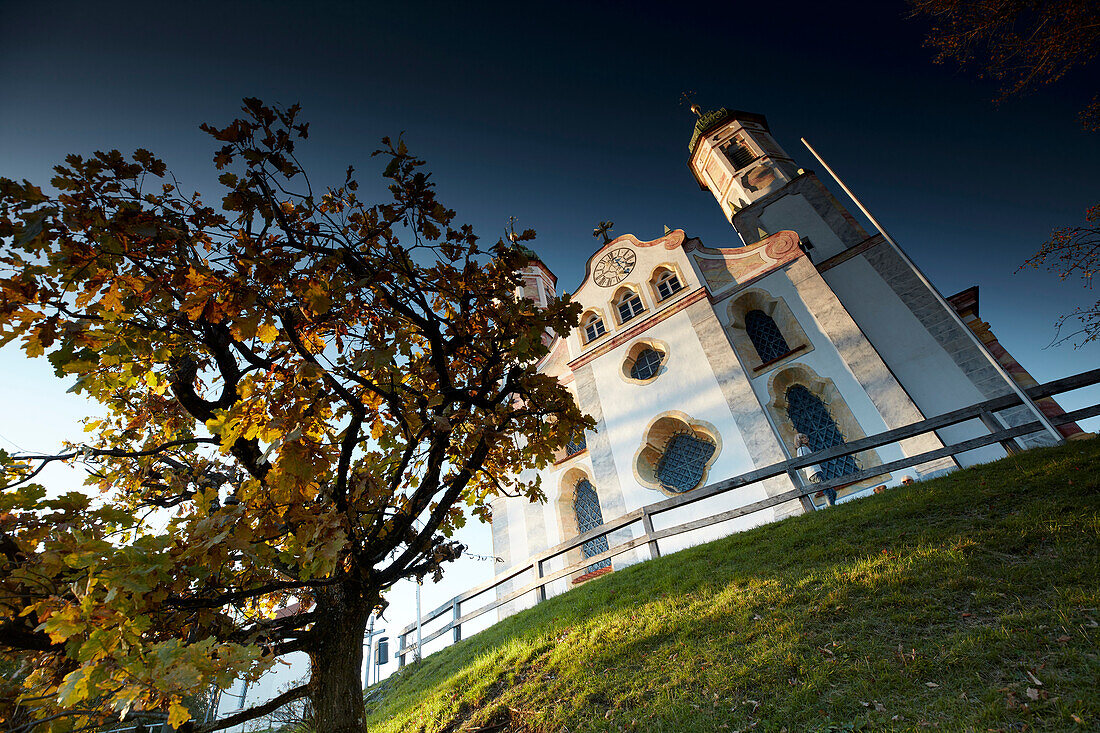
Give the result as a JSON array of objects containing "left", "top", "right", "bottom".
[
  {"left": 40, "top": 609, "right": 83, "bottom": 644},
  {"left": 257, "top": 321, "right": 279, "bottom": 343},
  {"left": 23, "top": 334, "right": 44, "bottom": 358},
  {"left": 168, "top": 700, "right": 191, "bottom": 729}
]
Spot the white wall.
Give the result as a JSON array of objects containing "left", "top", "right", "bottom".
[{"left": 823, "top": 257, "right": 1005, "bottom": 465}]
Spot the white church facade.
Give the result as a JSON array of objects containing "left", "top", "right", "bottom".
[{"left": 490, "top": 107, "right": 1084, "bottom": 604}]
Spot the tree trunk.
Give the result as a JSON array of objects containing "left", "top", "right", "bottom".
[{"left": 310, "top": 584, "right": 372, "bottom": 733}]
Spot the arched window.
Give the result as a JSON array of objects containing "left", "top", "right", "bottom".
[
  {"left": 745, "top": 309, "right": 790, "bottom": 363},
  {"left": 785, "top": 385, "right": 858, "bottom": 481},
  {"left": 615, "top": 291, "right": 645, "bottom": 324},
  {"left": 630, "top": 348, "right": 663, "bottom": 381},
  {"left": 654, "top": 270, "right": 683, "bottom": 301},
  {"left": 656, "top": 432, "right": 716, "bottom": 493},
  {"left": 721, "top": 137, "right": 756, "bottom": 170},
  {"left": 565, "top": 431, "right": 587, "bottom": 456},
  {"left": 573, "top": 479, "right": 611, "bottom": 572},
  {"left": 583, "top": 314, "right": 606, "bottom": 343}
]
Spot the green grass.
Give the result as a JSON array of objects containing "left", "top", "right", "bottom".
[{"left": 364, "top": 441, "right": 1100, "bottom": 732}]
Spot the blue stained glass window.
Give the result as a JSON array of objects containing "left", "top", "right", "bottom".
[
  {"left": 785, "top": 385, "right": 859, "bottom": 481},
  {"left": 573, "top": 479, "right": 611, "bottom": 572},
  {"left": 656, "top": 432, "right": 716, "bottom": 493},
  {"left": 566, "top": 432, "right": 587, "bottom": 455},
  {"left": 745, "top": 309, "right": 790, "bottom": 363},
  {"left": 630, "top": 348, "right": 663, "bottom": 381}
]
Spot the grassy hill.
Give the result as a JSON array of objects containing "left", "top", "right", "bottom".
[{"left": 364, "top": 440, "right": 1100, "bottom": 732}]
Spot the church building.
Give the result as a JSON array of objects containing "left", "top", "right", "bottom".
[{"left": 490, "top": 107, "right": 1083, "bottom": 605}]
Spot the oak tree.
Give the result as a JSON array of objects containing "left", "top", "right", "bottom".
[{"left": 0, "top": 99, "right": 589, "bottom": 732}]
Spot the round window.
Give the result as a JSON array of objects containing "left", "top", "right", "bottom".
[{"left": 630, "top": 348, "right": 663, "bottom": 381}]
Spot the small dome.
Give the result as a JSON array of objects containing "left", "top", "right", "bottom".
[
  {"left": 688, "top": 107, "right": 771, "bottom": 155},
  {"left": 512, "top": 243, "right": 540, "bottom": 262}
]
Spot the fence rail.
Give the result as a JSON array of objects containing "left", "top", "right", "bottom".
[{"left": 396, "top": 368, "right": 1100, "bottom": 666}]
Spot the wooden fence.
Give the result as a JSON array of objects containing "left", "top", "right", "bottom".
[{"left": 396, "top": 368, "right": 1100, "bottom": 667}]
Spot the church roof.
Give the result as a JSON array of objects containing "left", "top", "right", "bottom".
[{"left": 688, "top": 108, "right": 771, "bottom": 155}]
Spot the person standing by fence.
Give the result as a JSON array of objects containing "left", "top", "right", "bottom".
[{"left": 796, "top": 433, "right": 835, "bottom": 507}]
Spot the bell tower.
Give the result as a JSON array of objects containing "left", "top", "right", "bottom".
[
  {"left": 511, "top": 242, "right": 556, "bottom": 309},
  {"left": 688, "top": 106, "right": 867, "bottom": 260}
]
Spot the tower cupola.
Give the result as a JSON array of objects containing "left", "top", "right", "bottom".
[
  {"left": 507, "top": 240, "right": 557, "bottom": 310},
  {"left": 688, "top": 107, "right": 800, "bottom": 230}
]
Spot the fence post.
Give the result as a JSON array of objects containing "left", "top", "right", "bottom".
[
  {"left": 641, "top": 508, "right": 661, "bottom": 559},
  {"left": 978, "top": 409, "right": 1024, "bottom": 455},
  {"left": 535, "top": 560, "right": 547, "bottom": 603},
  {"left": 396, "top": 631, "right": 406, "bottom": 669},
  {"left": 787, "top": 468, "right": 817, "bottom": 513},
  {"left": 452, "top": 598, "right": 462, "bottom": 643}
]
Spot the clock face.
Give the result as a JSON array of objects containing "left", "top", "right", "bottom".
[{"left": 593, "top": 247, "right": 637, "bottom": 287}]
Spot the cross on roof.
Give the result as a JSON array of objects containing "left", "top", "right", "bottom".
[{"left": 593, "top": 220, "right": 614, "bottom": 245}]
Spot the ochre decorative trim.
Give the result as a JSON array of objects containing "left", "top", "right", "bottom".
[
  {"left": 571, "top": 566, "right": 613, "bottom": 584},
  {"left": 688, "top": 230, "right": 803, "bottom": 295},
  {"left": 567, "top": 288, "right": 707, "bottom": 370},
  {"left": 580, "top": 229, "right": 687, "bottom": 287}
]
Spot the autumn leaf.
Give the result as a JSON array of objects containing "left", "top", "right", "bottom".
[
  {"left": 256, "top": 320, "right": 279, "bottom": 343},
  {"left": 168, "top": 699, "right": 191, "bottom": 728}
]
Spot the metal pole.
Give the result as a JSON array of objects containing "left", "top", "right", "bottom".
[
  {"left": 800, "top": 137, "right": 1064, "bottom": 445},
  {"left": 362, "top": 613, "right": 374, "bottom": 691},
  {"left": 414, "top": 579, "right": 423, "bottom": 663}
]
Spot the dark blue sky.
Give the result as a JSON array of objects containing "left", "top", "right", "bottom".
[{"left": 2, "top": 0, "right": 1097, "bottom": 402}]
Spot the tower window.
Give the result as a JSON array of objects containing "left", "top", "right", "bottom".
[
  {"left": 785, "top": 385, "right": 859, "bottom": 481},
  {"left": 721, "top": 138, "right": 756, "bottom": 170},
  {"left": 629, "top": 348, "right": 663, "bottom": 381},
  {"left": 573, "top": 479, "right": 611, "bottom": 573},
  {"left": 656, "top": 432, "right": 716, "bottom": 493},
  {"left": 616, "top": 291, "right": 645, "bottom": 323},
  {"left": 583, "top": 314, "right": 606, "bottom": 343},
  {"left": 745, "top": 309, "right": 790, "bottom": 363},
  {"left": 654, "top": 271, "right": 683, "bottom": 301}
]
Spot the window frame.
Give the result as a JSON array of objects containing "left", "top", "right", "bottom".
[
  {"left": 655, "top": 431, "right": 717, "bottom": 494},
  {"left": 654, "top": 270, "right": 683, "bottom": 301},
  {"left": 632, "top": 413, "right": 722, "bottom": 497},
  {"left": 629, "top": 348, "right": 663, "bottom": 381},
  {"left": 726, "top": 290, "right": 814, "bottom": 376},
  {"left": 582, "top": 313, "right": 607, "bottom": 344},
  {"left": 614, "top": 289, "right": 645, "bottom": 324},
  {"left": 720, "top": 136, "right": 758, "bottom": 171},
  {"left": 572, "top": 478, "right": 611, "bottom": 572},
  {"left": 744, "top": 309, "right": 792, "bottom": 364}
]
